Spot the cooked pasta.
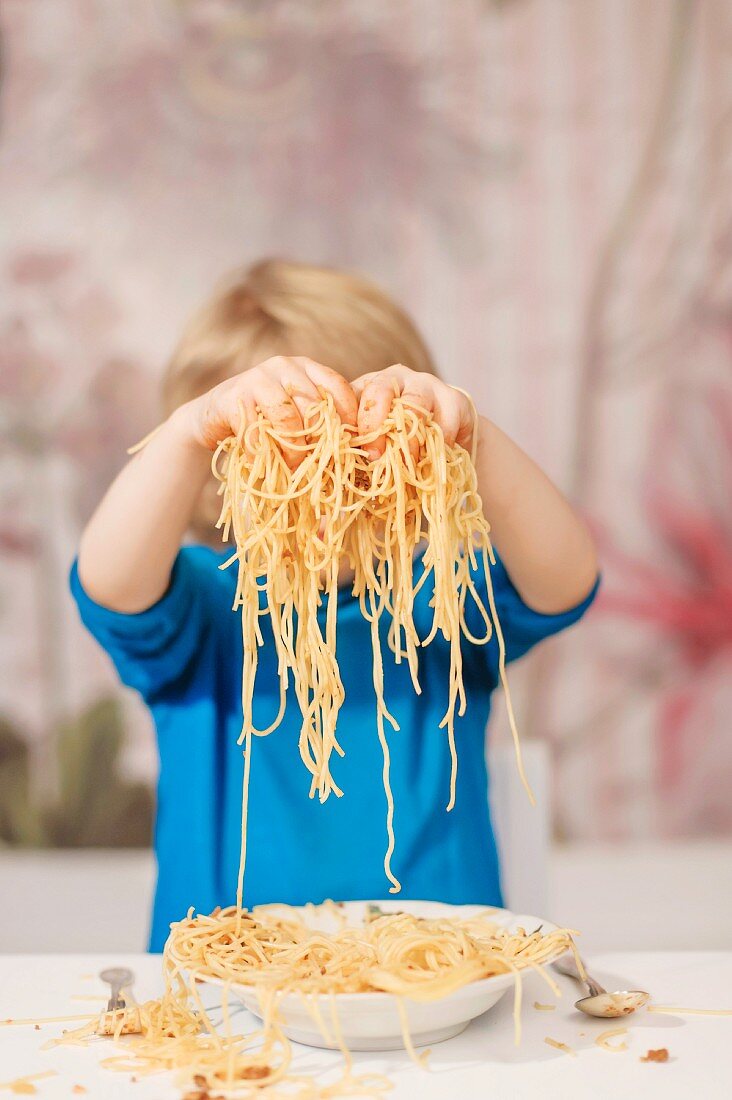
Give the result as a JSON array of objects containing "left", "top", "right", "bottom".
[
  {"left": 35, "top": 391, "right": 553, "bottom": 1099},
  {"left": 212, "top": 394, "right": 533, "bottom": 898},
  {"left": 595, "top": 1027, "right": 629, "bottom": 1052},
  {"left": 49, "top": 904, "right": 576, "bottom": 1097}
]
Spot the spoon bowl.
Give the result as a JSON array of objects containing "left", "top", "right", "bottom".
[
  {"left": 575, "top": 989, "right": 649, "bottom": 1018},
  {"left": 553, "top": 955, "right": 650, "bottom": 1019}
]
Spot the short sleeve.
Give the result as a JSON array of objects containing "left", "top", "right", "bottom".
[
  {"left": 69, "top": 548, "right": 212, "bottom": 701},
  {"left": 463, "top": 551, "right": 600, "bottom": 667}
]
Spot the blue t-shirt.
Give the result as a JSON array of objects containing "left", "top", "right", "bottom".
[{"left": 70, "top": 548, "right": 597, "bottom": 950}]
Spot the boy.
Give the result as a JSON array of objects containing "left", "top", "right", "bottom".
[{"left": 72, "top": 259, "right": 598, "bottom": 951}]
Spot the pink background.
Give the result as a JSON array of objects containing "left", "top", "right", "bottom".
[{"left": 0, "top": 0, "right": 730, "bottom": 844}]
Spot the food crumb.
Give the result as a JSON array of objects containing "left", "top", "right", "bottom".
[
  {"left": 72, "top": 1087, "right": 87, "bottom": 1095},
  {"left": 34, "top": 1024, "right": 40, "bottom": 1031},
  {"left": 641, "top": 1048, "right": 670, "bottom": 1063},
  {"left": 533, "top": 1001, "right": 556, "bottom": 1011}
]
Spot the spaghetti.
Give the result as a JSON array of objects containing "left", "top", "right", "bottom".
[
  {"left": 595, "top": 1027, "right": 628, "bottom": 1052},
  {"left": 212, "top": 394, "right": 533, "bottom": 897},
  {"left": 544, "top": 1037, "right": 576, "bottom": 1056},
  {"left": 50, "top": 904, "right": 576, "bottom": 1096},
  {"left": 38, "top": 390, "right": 554, "bottom": 1097}
]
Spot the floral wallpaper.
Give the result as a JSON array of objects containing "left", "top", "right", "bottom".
[{"left": 0, "top": 0, "right": 730, "bottom": 844}]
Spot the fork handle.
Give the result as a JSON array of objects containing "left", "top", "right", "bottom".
[{"left": 106, "top": 978, "right": 126, "bottom": 1012}]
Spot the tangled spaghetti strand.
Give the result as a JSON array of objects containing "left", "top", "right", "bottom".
[{"left": 212, "top": 394, "right": 534, "bottom": 898}]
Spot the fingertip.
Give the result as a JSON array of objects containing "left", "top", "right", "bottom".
[
  {"left": 298, "top": 359, "right": 358, "bottom": 426},
  {"left": 340, "top": 393, "right": 359, "bottom": 428}
]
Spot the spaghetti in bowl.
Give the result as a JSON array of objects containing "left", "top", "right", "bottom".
[{"left": 168, "top": 899, "right": 573, "bottom": 1051}]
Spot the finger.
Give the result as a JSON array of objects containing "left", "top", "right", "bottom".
[
  {"left": 350, "top": 371, "right": 377, "bottom": 400},
  {"left": 292, "top": 357, "right": 359, "bottom": 427},
  {"left": 249, "top": 372, "right": 305, "bottom": 469},
  {"left": 397, "top": 376, "right": 435, "bottom": 463},
  {"left": 357, "top": 376, "right": 399, "bottom": 459},
  {"left": 237, "top": 395, "right": 259, "bottom": 454},
  {"left": 454, "top": 396, "right": 476, "bottom": 453},
  {"left": 272, "top": 358, "right": 323, "bottom": 422},
  {"left": 431, "top": 390, "right": 463, "bottom": 448}
]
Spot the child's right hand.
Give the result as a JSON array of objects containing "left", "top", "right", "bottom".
[{"left": 179, "top": 356, "right": 358, "bottom": 468}]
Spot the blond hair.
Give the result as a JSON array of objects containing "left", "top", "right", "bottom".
[
  {"left": 164, "top": 259, "right": 437, "bottom": 542},
  {"left": 163, "top": 259, "right": 437, "bottom": 413}
]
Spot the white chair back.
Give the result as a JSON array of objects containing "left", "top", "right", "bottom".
[{"left": 488, "top": 737, "right": 550, "bottom": 917}]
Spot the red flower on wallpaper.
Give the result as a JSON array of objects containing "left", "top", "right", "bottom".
[{"left": 598, "top": 378, "right": 732, "bottom": 834}]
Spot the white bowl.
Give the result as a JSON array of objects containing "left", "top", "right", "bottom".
[{"left": 182, "top": 899, "right": 561, "bottom": 1051}]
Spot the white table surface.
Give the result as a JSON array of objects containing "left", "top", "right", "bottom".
[{"left": 1, "top": 952, "right": 730, "bottom": 1099}]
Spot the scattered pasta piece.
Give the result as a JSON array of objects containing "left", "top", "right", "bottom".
[
  {"left": 595, "top": 1027, "right": 628, "bottom": 1052},
  {"left": 533, "top": 1002, "right": 555, "bottom": 1011},
  {"left": 544, "top": 1037, "right": 576, "bottom": 1056},
  {"left": 1, "top": 1014, "right": 96, "bottom": 1028}
]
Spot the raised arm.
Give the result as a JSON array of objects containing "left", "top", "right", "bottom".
[
  {"left": 353, "top": 364, "right": 598, "bottom": 616},
  {"left": 472, "top": 415, "right": 598, "bottom": 613},
  {"left": 77, "top": 357, "right": 357, "bottom": 613}
]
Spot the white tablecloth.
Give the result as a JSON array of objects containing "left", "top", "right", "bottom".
[{"left": 1, "top": 953, "right": 730, "bottom": 1099}]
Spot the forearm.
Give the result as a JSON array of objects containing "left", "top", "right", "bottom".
[
  {"left": 475, "top": 416, "right": 598, "bottom": 614},
  {"left": 77, "top": 406, "right": 212, "bottom": 613},
  {"left": 77, "top": 358, "right": 360, "bottom": 614}
]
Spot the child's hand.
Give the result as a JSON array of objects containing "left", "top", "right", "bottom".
[
  {"left": 181, "top": 356, "right": 358, "bottom": 467},
  {"left": 352, "top": 364, "right": 475, "bottom": 461}
]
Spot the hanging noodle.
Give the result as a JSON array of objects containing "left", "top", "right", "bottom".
[{"left": 211, "top": 393, "right": 534, "bottom": 896}]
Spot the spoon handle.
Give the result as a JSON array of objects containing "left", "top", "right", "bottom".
[{"left": 553, "top": 954, "right": 606, "bottom": 998}]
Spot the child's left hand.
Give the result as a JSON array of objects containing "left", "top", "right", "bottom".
[{"left": 351, "top": 364, "right": 475, "bottom": 461}]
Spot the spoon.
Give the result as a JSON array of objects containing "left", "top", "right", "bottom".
[
  {"left": 99, "top": 967, "right": 135, "bottom": 1012},
  {"left": 553, "top": 954, "right": 649, "bottom": 1018}
]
